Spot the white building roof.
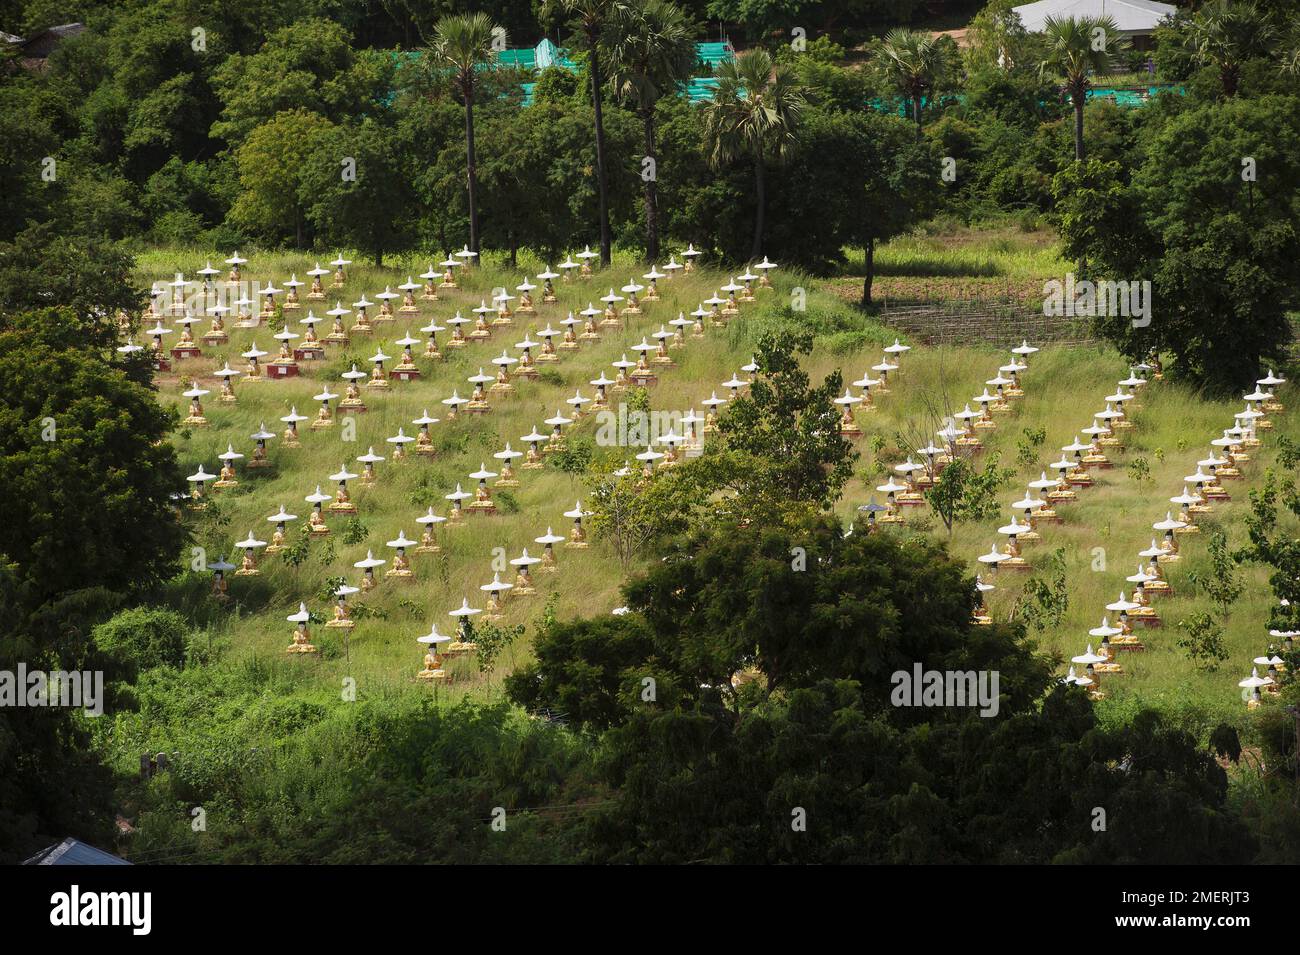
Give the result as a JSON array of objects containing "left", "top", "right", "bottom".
[{"left": 1013, "top": 0, "right": 1176, "bottom": 34}]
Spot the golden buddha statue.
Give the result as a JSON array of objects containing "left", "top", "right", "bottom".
[
  {"left": 184, "top": 394, "right": 207, "bottom": 427},
  {"left": 418, "top": 645, "right": 448, "bottom": 681},
  {"left": 514, "top": 567, "right": 536, "bottom": 595},
  {"left": 286, "top": 621, "right": 318, "bottom": 655},
  {"left": 341, "top": 380, "right": 365, "bottom": 410},
  {"left": 387, "top": 553, "right": 413, "bottom": 579}
]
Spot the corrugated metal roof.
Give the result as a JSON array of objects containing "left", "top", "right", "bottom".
[{"left": 24, "top": 837, "right": 131, "bottom": 865}]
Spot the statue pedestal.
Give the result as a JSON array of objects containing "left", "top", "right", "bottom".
[
  {"left": 392, "top": 367, "right": 421, "bottom": 382},
  {"left": 267, "top": 361, "right": 299, "bottom": 379},
  {"left": 294, "top": 345, "right": 325, "bottom": 362}
]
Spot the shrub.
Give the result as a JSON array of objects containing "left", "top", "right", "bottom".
[{"left": 92, "top": 607, "right": 189, "bottom": 678}]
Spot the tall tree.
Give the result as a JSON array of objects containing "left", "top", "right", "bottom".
[
  {"left": 546, "top": 0, "right": 618, "bottom": 267},
  {"left": 1037, "top": 15, "right": 1126, "bottom": 161},
  {"left": 428, "top": 12, "right": 503, "bottom": 256},
  {"left": 1053, "top": 95, "right": 1300, "bottom": 393},
  {"left": 875, "top": 27, "right": 951, "bottom": 140},
  {"left": 1181, "top": 0, "right": 1278, "bottom": 97},
  {"left": 605, "top": 0, "right": 699, "bottom": 262},
  {"left": 702, "top": 48, "right": 806, "bottom": 261}
]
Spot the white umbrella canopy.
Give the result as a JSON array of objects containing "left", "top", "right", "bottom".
[
  {"left": 353, "top": 550, "right": 386, "bottom": 570},
  {"left": 1238, "top": 667, "right": 1272, "bottom": 688},
  {"left": 1089, "top": 617, "right": 1122, "bottom": 639},
  {"left": 978, "top": 545, "right": 1010, "bottom": 566},
  {"left": 1106, "top": 593, "right": 1140, "bottom": 613},
  {"left": 1071, "top": 645, "right": 1108, "bottom": 666},
  {"left": 449, "top": 597, "right": 482, "bottom": 618},
  {"left": 416, "top": 506, "right": 447, "bottom": 526},
  {"left": 305, "top": 486, "right": 333, "bottom": 505},
  {"left": 1061, "top": 665, "right": 1094, "bottom": 687},
  {"left": 418, "top": 623, "right": 452, "bottom": 646}
]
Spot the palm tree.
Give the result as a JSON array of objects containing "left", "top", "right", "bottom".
[
  {"left": 875, "top": 28, "right": 950, "bottom": 141},
  {"left": 1183, "top": 1, "right": 1277, "bottom": 98},
  {"left": 545, "top": 0, "right": 619, "bottom": 268},
  {"left": 702, "top": 49, "right": 806, "bottom": 261},
  {"left": 429, "top": 13, "right": 501, "bottom": 256},
  {"left": 1037, "top": 15, "right": 1126, "bottom": 161},
  {"left": 605, "top": 0, "right": 699, "bottom": 262}
]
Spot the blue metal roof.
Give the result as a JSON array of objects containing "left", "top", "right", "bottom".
[{"left": 24, "top": 837, "right": 131, "bottom": 865}]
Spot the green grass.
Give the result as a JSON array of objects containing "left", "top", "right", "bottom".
[
  {"left": 872, "top": 224, "right": 1069, "bottom": 280},
  {"left": 128, "top": 238, "right": 1295, "bottom": 757}
]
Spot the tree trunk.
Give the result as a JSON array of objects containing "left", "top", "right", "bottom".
[
  {"left": 642, "top": 108, "right": 659, "bottom": 263},
  {"left": 913, "top": 94, "right": 923, "bottom": 141},
  {"left": 862, "top": 236, "right": 875, "bottom": 307},
  {"left": 294, "top": 207, "right": 303, "bottom": 249},
  {"left": 509, "top": 228, "right": 517, "bottom": 269},
  {"left": 751, "top": 155, "right": 765, "bottom": 262},
  {"left": 1223, "top": 65, "right": 1239, "bottom": 98},
  {"left": 1072, "top": 89, "right": 1085, "bottom": 161},
  {"left": 465, "top": 80, "right": 480, "bottom": 255},
  {"left": 588, "top": 29, "right": 612, "bottom": 268}
]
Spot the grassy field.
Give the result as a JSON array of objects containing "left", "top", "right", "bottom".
[
  {"left": 127, "top": 241, "right": 1297, "bottom": 756},
  {"left": 827, "top": 225, "right": 1071, "bottom": 304}
]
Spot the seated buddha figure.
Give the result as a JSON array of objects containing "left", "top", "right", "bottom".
[{"left": 287, "top": 621, "right": 317, "bottom": 654}]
